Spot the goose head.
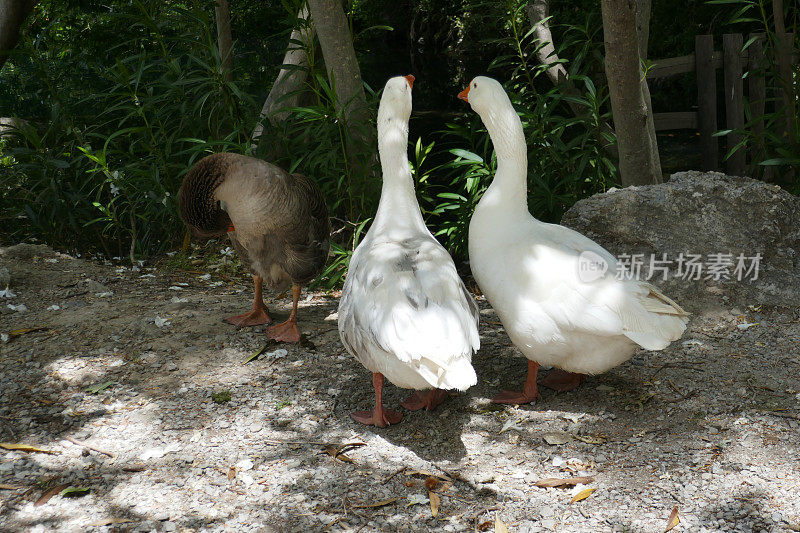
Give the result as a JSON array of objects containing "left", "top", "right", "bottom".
[
  {"left": 378, "top": 75, "right": 414, "bottom": 125},
  {"left": 458, "top": 76, "right": 525, "bottom": 163},
  {"left": 457, "top": 76, "right": 508, "bottom": 116}
]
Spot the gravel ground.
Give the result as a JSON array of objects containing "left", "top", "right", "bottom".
[{"left": 1, "top": 243, "right": 799, "bottom": 533}]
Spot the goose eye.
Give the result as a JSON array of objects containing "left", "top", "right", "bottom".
[{"left": 473, "top": 82, "right": 477, "bottom": 88}]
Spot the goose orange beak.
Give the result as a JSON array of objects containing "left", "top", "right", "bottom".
[
  {"left": 457, "top": 85, "right": 470, "bottom": 102},
  {"left": 404, "top": 75, "right": 415, "bottom": 89}
]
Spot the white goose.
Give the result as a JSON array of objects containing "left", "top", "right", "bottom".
[
  {"left": 458, "top": 76, "right": 688, "bottom": 404},
  {"left": 338, "top": 75, "right": 479, "bottom": 427}
]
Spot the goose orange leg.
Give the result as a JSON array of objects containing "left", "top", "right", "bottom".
[
  {"left": 539, "top": 369, "right": 586, "bottom": 392},
  {"left": 267, "top": 283, "right": 302, "bottom": 343},
  {"left": 492, "top": 360, "right": 542, "bottom": 405},
  {"left": 401, "top": 389, "right": 449, "bottom": 411},
  {"left": 351, "top": 373, "right": 403, "bottom": 427},
  {"left": 224, "top": 275, "right": 272, "bottom": 327}
]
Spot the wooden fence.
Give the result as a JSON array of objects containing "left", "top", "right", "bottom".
[{"left": 647, "top": 33, "right": 796, "bottom": 176}]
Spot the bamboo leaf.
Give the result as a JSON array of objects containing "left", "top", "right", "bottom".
[
  {"left": 665, "top": 506, "right": 680, "bottom": 532},
  {"left": 570, "top": 487, "right": 596, "bottom": 504},
  {"left": 0, "top": 443, "right": 59, "bottom": 455},
  {"left": 495, "top": 512, "right": 508, "bottom": 533},
  {"left": 429, "top": 491, "right": 440, "bottom": 518}
]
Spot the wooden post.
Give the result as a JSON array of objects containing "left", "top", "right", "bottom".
[
  {"left": 772, "top": 0, "right": 793, "bottom": 140},
  {"left": 747, "top": 34, "right": 770, "bottom": 181},
  {"left": 695, "top": 35, "right": 718, "bottom": 171},
  {"left": 772, "top": 0, "right": 795, "bottom": 183},
  {"left": 723, "top": 33, "right": 746, "bottom": 176}
]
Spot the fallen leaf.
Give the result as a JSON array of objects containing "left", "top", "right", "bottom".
[
  {"left": 34, "top": 483, "right": 70, "bottom": 506},
  {"left": 406, "top": 493, "right": 429, "bottom": 507},
  {"left": 352, "top": 497, "right": 398, "bottom": 509},
  {"left": 322, "top": 441, "right": 366, "bottom": 463},
  {"left": 664, "top": 506, "right": 680, "bottom": 532},
  {"left": 495, "top": 512, "right": 508, "bottom": 533},
  {"left": 0, "top": 484, "right": 22, "bottom": 490},
  {"left": 227, "top": 466, "right": 236, "bottom": 481},
  {"left": 569, "top": 487, "right": 596, "bottom": 504},
  {"left": 85, "top": 381, "right": 114, "bottom": 394},
  {"left": 574, "top": 434, "right": 607, "bottom": 445},
  {"left": 542, "top": 431, "right": 572, "bottom": 445},
  {"left": 429, "top": 491, "right": 440, "bottom": 518},
  {"left": 244, "top": 342, "right": 272, "bottom": 364},
  {"left": 61, "top": 486, "right": 90, "bottom": 498},
  {"left": 553, "top": 456, "right": 592, "bottom": 472},
  {"left": 499, "top": 417, "right": 523, "bottom": 433},
  {"left": 405, "top": 469, "right": 452, "bottom": 482},
  {"left": 562, "top": 413, "right": 586, "bottom": 424},
  {"left": 0, "top": 443, "right": 59, "bottom": 455},
  {"left": 8, "top": 327, "right": 47, "bottom": 337},
  {"left": 535, "top": 476, "right": 595, "bottom": 488},
  {"left": 88, "top": 518, "right": 132, "bottom": 527},
  {"left": 477, "top": 520, "right": 493, "bottom": 532}
]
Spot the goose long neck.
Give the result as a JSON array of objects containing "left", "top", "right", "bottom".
[
  {"left": 479, "top": 100, "right": 529, "bottom": 215},
  {"left": 372, "top": 112, "right": 426, "bottom": 234}
]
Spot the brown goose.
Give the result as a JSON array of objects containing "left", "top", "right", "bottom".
[{"left": 178, "top": 152, "right": 331, "bottom": 343}]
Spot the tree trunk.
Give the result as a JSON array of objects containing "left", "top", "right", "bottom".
[
  {"left": 601, "top": 0, "right": 661, "bottom": 186},
  {"left": 306, "top": 0, "right": 373, "bottom": 151},
  {"left": 525, "top": 0, "right": 618, "bottom": 160},
  {"left": 0, "top": 0, "right": 35, "bottom": 71},
  {"left": 525, "top": 0, "right": 568, "bottom": 87},
  {"left": 634, "top": 0, "right": 661, "bottom": 179},
  {"left": 251, "top": 5, "right": 314, "bottom": 148},
  {"left": 771, "top": 0, "right": 794, "bottom": 138},
  {"left": 214, "top": 0, "right": 233, "bottom": 82}
]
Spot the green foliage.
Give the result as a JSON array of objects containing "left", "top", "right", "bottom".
[
  {"left": 712, "top": 0, "right": 799, "bottom": 190},
  {"left": 4, "top": 0, "right": 793, "bottom": 283},
  {"left": 212, "top": 390, "right": 231, "bottom": 404},
  {"left": 2, "top": 0, "right": 255, "bottom": 257},
  {"left": 418, "top": 1, "right": 617, "bottom": 260}
]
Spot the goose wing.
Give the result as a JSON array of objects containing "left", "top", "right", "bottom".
[
  {"left": 214, "top": 155, "right": 330, "bottom": 283},
  {"left": 514, "top": 223, "right": 688, "bottom": 350},
  {"left": 339, "top": 236, "right": 479, "bottom": 389}
]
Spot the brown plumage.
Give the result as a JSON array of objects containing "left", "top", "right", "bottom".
[{"left": 178, "top": 152, "right": 331, "bottom": 342}]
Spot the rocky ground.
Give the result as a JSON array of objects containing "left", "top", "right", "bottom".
[{"left": 0, "top": 242, "right": 799, "bottom": 533}]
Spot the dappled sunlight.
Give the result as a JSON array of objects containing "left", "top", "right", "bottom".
[{"left": 0, "top": 247, "right": 798, "bottom": 532}]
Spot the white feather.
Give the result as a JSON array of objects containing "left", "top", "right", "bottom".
[
  {"left": 338, "top": 76, "right": 479, "bottom": 391},
  {"left": 465, "top": 76, "right": 688, "bottom": 376}
]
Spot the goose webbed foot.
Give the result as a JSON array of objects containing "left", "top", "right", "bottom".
[
  {"left": 267, "top": 318, "right": 301, "bottom": 343},
  {"left": 492, "top": 360, "right": 542, "bottom": 405},
  {"left": 491, "top": 389, "right": 541, "bottom": 405},
  {"left": 225, "top": 274, "right": 271, "bottom": 327},
  {"left": 224, "top": 307, "right": 272, "bottom": 328},
  {"left": 400, "top": 389, "right": 449, "bottom": 411},
  {"left": 538, "top": 369, "right": 586, "bottom": 392},
  {"left": 352, "top": 372, "right": 403, "bottom": 427},
  {"left": 267, "top": 283, "right": 302, "bottom": 343},
  {"left": 350, "top": 407, "right": 403, "bottom": 428}
]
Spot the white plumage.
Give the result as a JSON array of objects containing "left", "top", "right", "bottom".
[
  {"left": 339, "top": 76, "right": 479, "bottom": 425},
  {"left": 460, "top": 76, "right": 688, "bottom": 402}
]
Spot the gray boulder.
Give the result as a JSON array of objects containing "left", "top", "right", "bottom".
[
  {"left": 0, "top": 243, "right": 56, "bottom": 261},
  {"left": 561, "top": 170, "right": 800, "bottom": 308}
]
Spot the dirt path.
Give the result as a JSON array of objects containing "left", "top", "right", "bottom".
[{"left": 1, "top": 243, "right": 799, "bottom": 533}]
